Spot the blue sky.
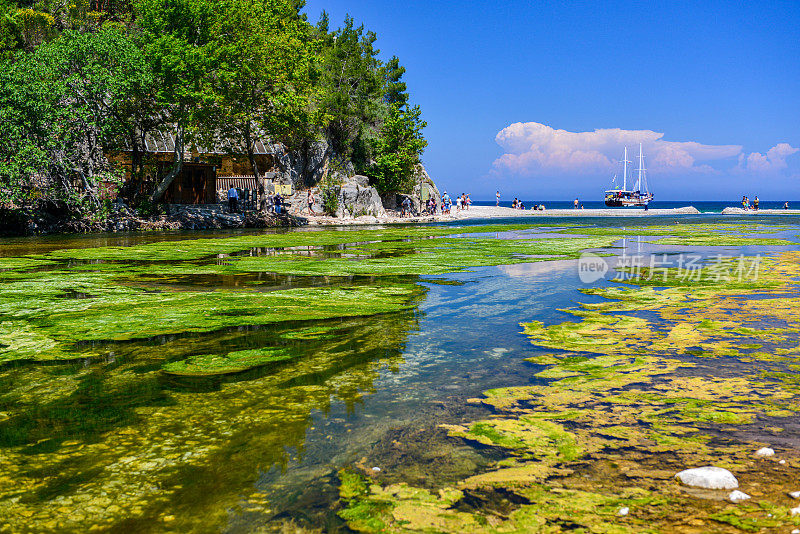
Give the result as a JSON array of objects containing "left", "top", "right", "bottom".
[{"left": 302, "top": 1, "right": 800, "bottom": 200}]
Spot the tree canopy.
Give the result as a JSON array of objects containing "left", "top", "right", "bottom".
[{"left": 0, "top": 0, "right": 428, "bottom": 225}]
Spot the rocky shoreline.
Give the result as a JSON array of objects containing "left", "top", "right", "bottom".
[{"left": 23, "top": 201, "right": 799, "bottom": 236}]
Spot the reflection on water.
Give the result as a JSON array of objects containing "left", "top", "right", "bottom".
[
  {"left": 2, "top": 217, "right": 800, "bottom": 532},
  {"left": 0, "top": 309, "right": 420, "bottom": 532}
]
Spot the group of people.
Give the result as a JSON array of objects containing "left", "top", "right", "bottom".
[
  {"left": 227, "top": 187, "right": 286, "bottom": 214},
  {"left": 496, "top": 191, "right": 547, "bottom": 211},
  {"left": 741, "top": 196, "right": 793, "bottom": 211},
  {"left": 434, "top": 191, "right": 471, "bottom": 215},
  {"left": 741, "top": 195, "right": 760, "bottom": 210}
]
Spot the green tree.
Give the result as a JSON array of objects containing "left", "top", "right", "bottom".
[
  {"left": 315, "top": 14, "right": 383, "bottom": 159},
  {"left": 134, "top": 0, "right": 217, "bottom": 201},
  {"left": 368, "top": 104, "right": 427, "bottom": 194},
  {"left": 209, "top": 0, "right": 318, "bottom": 210},
  {"left": 382, "top": 55, "right": 408, "bottom": 108},
  {"left": 0, "top": 26, "right": 153, "bottom": 230}
]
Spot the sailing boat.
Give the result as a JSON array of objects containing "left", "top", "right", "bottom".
[{"left": 604, "top": 143, "right": 654, "bottom": 207}]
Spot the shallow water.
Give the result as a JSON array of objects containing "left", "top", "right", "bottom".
[{"left": 2, "top": 215, "right": 800, "bottom": 532}]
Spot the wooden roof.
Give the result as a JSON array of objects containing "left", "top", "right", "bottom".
[{"left": 137, "top": 130, "right": 276, "bottom": 155}]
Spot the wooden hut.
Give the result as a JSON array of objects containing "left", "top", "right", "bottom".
[{"left": 113, "top": 130, "right": 278, "bottom": 205}]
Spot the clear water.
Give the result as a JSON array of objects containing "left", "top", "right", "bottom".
[{"left": 2, "top": 216, "right": 799, "bottom": 532}]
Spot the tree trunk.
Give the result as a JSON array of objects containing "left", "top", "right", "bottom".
[
  {"left": 150, "top": 126, "right": 184, "bottom": 203},
  {"left": 243, "top": 122, "right": 265, "bottom": 212}
]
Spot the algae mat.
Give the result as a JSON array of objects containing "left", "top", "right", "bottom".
[
  {"left": 1, "top": 220, "right": 799, "bottom": 532},
  {"left": 338, "top": 251, "right": 800, "bottom": 533}
]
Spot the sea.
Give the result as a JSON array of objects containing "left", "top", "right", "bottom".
[{"left": 473, "top": 200, "right": 797, "bottom": 213}]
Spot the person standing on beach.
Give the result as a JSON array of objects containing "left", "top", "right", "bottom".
[
  {"left": 784, "top": 202, "right": 789, "bottom": 210},
  {"left": 307, "top": 190, "right": 315, "bottom": 215},
  {"left": 574, "top": 198, "right": 579, "bottom": 209},
  {"left": 754, "top": 196, "right": 759, "bottom": 210},
  {"left": 496, "top": 191, "right": 500, "bottom": 207}
]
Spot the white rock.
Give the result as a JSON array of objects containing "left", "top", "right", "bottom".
[
  {"left": 791, "top": 529, "right": 799, "bottom": 534},
  {"left": 675, "top": 466, "right": 738, "bottom": 490},
  {"left": 371, "top": 467, "right": 381, "bottom": 472},
  {"left": 792, "top": 506, "right": 800, "bottom": 516},
  {"left": 728, "top": 490, "right": 751, "bottom": 503},
  {"left": 617, "top": 507, "right": 629, "bottom": 516},
  {"left": 790, "top": 491, "right": 800, "bottom": 499},
  {"left": 755, "top": 447, "right": 775, "bottom": 457},
  {"left": 780, "top": 460, "right": 786, "bottom": 464}
]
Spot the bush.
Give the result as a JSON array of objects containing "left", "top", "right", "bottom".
[{"left": 321, "top": 186, "right": 339, "bottom": 216}]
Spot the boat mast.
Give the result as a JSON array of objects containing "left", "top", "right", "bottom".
[
  {"left": 636, "top": 143, "right": 644, "bottom": 192},
  {"left": 636, "top": 142, "right": 648, "bottom": 194},
  {"left": 622, "top": 147, "right": 630, "bottom": 191}
]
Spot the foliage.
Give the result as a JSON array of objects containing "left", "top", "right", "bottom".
[
  {"left": 321, "top": 185, "right": 339, "bottom": 215},
  {"left": 314, "top": 14, "right": 384, "bottom": 158},
  {"left": 0, "top": 0, "right": 429, "bottom": 231},
  {"left": 0, "top": 26, "right": 151, "bottom": 224},
  {"left": 368, "top": 104, "right": 427, "bottom": 194}
]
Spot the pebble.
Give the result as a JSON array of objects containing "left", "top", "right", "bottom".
[
  {"left": 617, "top": 507, "right": 629, "bottom": 516},
  {"left": 371, "top": 467, "right": 381, "bottom": 472},
  {"left": 755, "top": 447, "right": 775, "bottom": 457},
  {"left": 791, "top": 529, "right": 799, "bottom": 534},
  {"left": 792, "top": 507, "right": 800, "bottom": 517},
  {"left": 675, "top": 466, "right": 738, "bottom": 490},
  {"left": 790, "top": 491, "right": 800, "bottom": 499},
  {"left": 780, "top": 459, "right": 786, "bottom": 464},
  {"left": 728, "top": 490, "right": 751, "bottom": 503}
]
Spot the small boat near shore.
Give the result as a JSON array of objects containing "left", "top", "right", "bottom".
[{"left": 605, "top": 143, "right": 653, "bottom": 207}]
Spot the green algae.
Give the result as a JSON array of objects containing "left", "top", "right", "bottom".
[
  {"left": 0, "top": 257, "right": 59, "bottom": 270},
  {"left": 0, "top": 310, "right": 418, "bottom": 532},
  {"left": 337, "top": 250, "right": 800, "bottom": 533},
  {"left": 39, "top": 224, "right": 558, "bottom": 262},
  {"left": 4, "top": 221, "right": 800, "bottom": 532},
  {"left": 216, "top": 235, "right": 619, "bottom": 276},
  {"left": 161, "top": 347, "right": 293, "bottom": 375}
]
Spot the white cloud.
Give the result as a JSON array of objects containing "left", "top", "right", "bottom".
[
  {"left": 737, "top": 142, "right": 800, "bottom": 174},
  {"left": 491, "top": 122, "right": 757, "bottom": 178}
]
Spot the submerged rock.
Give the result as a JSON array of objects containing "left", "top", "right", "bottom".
[
  {"left": 755, "top": 447, "right": 775, "bottom": 457},
  {"left": 728, "top": 490, "right": 751, "bottom": 503},
  {"left": 675, "top": 466, "right": 738, "bottom": 490}
]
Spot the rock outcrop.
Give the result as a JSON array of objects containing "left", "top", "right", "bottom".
[
  {"left": 381, "top": 165, "right": 441, "bottom": 215},
  {"left": 274, "top": 140, "right": 355, "bottom": 190},
  {"left": 336, "top": 175, "right": 386, "bottom": 218}
]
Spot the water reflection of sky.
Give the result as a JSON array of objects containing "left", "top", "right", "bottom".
[{"left": 244, "top": 223, "right": 800, "bottom": 529}]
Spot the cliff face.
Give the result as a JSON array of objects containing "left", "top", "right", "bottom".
[{"left": 278, "top": 138, "right": 443, "bottom": 218}]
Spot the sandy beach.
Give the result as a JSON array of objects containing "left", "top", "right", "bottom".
[
  {"left": 722, "top": 207, "right": 800, "bottom": 215},
  {"left": 303, "top": 205, "right": 701, "bottom": 225}
]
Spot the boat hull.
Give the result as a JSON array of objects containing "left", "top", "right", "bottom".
[{"left": 604, "top": 198, "right": 652, "bottom": 208}]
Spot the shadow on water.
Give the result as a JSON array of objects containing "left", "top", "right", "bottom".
[{"left": 0, "top": 306, "right": 422, "bottom": 532}]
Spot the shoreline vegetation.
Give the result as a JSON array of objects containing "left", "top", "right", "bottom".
[{"left": 0, "top": 0, "right": 430, "bottom": 237}]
